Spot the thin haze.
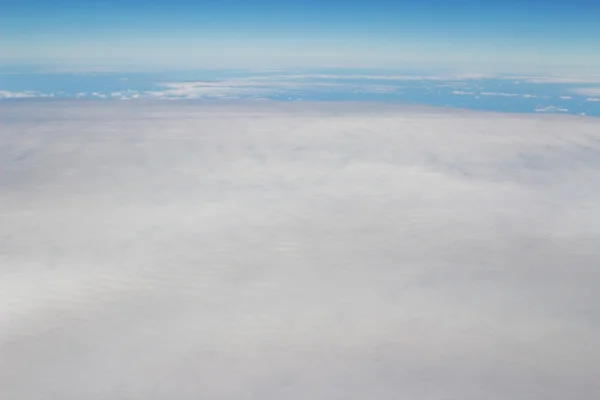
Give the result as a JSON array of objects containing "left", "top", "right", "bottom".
[
  {"left": 2, "top": 0, "right": 600, "bottom": 70},
  {"left": 1, "top": 101, "right": 599, "bottom": 399}
]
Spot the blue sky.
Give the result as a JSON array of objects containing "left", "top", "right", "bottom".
[{"left": 2, "top": 0, "right": 600, "bottom": 71}]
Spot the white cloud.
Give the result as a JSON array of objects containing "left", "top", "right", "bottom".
[
  {"left": 534, "top": 105, "right": 569, "bottom": 113},
  {"left": 452, "top": 90, "right": 475, "bottom": 95},
  {"left": 1, "top": 101, "right": 600, "bottom": 399},
  {"left": 0, "top": 90, "right": 47, "bottom": 99},
  {"left": 459, "top": 91, "right": 538, "bottom": 99},
  {"left": 146, "top": 79, "right": 401, "bottom": 99},
  {"left": 481, "top": 92, "right": 521, "bottom": 97},
  {"left": 587, "top": 97, "right": 600, "bottom": 102}
]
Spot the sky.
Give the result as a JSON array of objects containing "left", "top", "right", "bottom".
[
  {"left": 2, "top": 101, "right": 600, "bottom": 399},
  {"left": 2, "top": 0, "right": 600, "bottom": 71}
]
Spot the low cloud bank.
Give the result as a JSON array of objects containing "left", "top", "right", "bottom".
[{"left": 1, "top": 101, "right": 599, "bottom": 399}]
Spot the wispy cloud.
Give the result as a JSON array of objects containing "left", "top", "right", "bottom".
[
  {"left": 517, "top": 74, "right": 600, "bottom": 84},
  {"left": 574, "top": 87, "right": 600, "bottom": 96}
]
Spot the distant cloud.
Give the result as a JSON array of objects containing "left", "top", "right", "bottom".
[
  {"left": 0, "top": 90, "right": 50, "bottom": 99},
  {"left": 574, "top": 87, "right": 600, "bottom": 96},
  {"left": 481, "top": 92, "right": 520, "bottom": 97},
  {"left": 518, "top": 74, "right": 600, "bottom": 84},
  {"left": 535, "top": 105, "right": 569, "bottom": 113},
  {"left": 452, "top": 90, "right": 475, "bottom": 95},
  {"left": 146, "top": 79, "right": 402, "bottom": 99},
  {"left": 273, "top": 72, "right": 496, "bottom": 81},
  {"left": 454, "top": 91, "right": 539, "bottom": 99}
]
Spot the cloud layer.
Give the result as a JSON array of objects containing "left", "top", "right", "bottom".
[{"left": 1, "top": 101, "right": 600, "bottom": 399}]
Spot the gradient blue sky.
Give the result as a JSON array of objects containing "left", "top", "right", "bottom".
[{"left": 2, "top": 0, "right": 600, "bottom": 71}]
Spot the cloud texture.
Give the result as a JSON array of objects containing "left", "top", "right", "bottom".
[{"left": 1, "top": 101, "right": 599, "bottom": 399}]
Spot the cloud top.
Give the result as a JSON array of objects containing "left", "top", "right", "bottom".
[{"left": 1, "top": 101, "right": 600, "bottom": 400}]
